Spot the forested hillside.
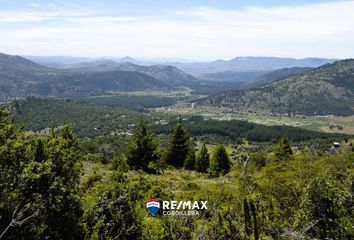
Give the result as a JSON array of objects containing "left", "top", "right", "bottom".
[
  {"left": 240, "top": 67, "right": 313, "bottom": 89},
  {"left": 0, "top": 53, "right": 169, "bottom": 99},
  {"left": 10, "top": 98, "right": 139, "bottom": 137},
  {"left": 62, "top": 61, "right": 199, "bottom": 87},
  {"left": 200, "top": 59, "right": 354, "bottom": 116}
]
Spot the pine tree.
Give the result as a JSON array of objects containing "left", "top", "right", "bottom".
[
  {"left": 126, "top": 120, "right": 160, "bottom": 174},
  {"left": 34, "top": 138, "right": 46, "bottom": 162},
  {"left": 250, "top": 200, "right": 259, "bottom": 240},
  {"left": 164, "top": 120, "right": 190, "bottom": 168},
  {"left": 274, "top": 136, "right": 293, "bottom": 161},
  {"left": 209, "top": 144, "right": 231, "bottom": 177},
  {"left": 183, "top": 145, "right": 196, "bottom": 170},
  {"left": 244, "top": 198, "right": 252, "bottom": 239},
  {"left": 195, "top": 144, "right": 210, "bottom": 173}
]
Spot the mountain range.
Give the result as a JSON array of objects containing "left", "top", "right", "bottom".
[
  {"left": 170, "top": 56, "right": 336, "bottom": 75},
  {"left": 27, "top": 55, "right": 338, "bottom": 92},
  {"left": 199, "top": 59, "right": 354, "bottom": 116},
  {"left": 57, "top": 60, "right": 199, "bottom": 87},
  {"left": 2, "top": 52, "right": 353, "bottom": 117},
  {"left": 28, "top": 55, "right": 337, "bottom": 75},
  {"left": 0, "top": 53, "right": 169, "bottom": 100}
]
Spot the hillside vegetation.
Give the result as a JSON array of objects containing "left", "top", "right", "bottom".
[
  {"left": 8, "top": 98, "right": 350, "bottom": 142},
  {"left": 11, "top": 98, "right": 139, "bottom": 137},
  {"left": 62, "top": 61, "right": 199, "bottom": 87},
  {"left": 240, "top": 67, "right": 313, "bottom": 89},
  {"left": 200, "top": 59, "right": 354, "bottom": 116},
  {"left": 1, "top": 109, "right": 353, "bottom": 239},
  {"left": 0, "top": 53, "right": 169, "bottom": 100}
]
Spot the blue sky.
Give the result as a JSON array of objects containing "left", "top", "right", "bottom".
[
  {"left": 0, "top": 0, "right": 353, "bottom": 60},
  {"left": 0, "top": 0, "right": 338, "bottom": 12}
]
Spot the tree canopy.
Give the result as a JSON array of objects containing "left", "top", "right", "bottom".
[
  {"left": 126, "top": 120, "right": 160, "bottom": 174},
  {"left": 164, "top": 120, "right": 191, "bottom": 168},
  {"left": 209, "top": 144, "right": 231, "bottom": 177}
]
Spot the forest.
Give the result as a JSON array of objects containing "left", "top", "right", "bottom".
[
  {"left": 10, "top": 98, "right": 351, "bottom": 142},
  {"left": 1, "top": 109, "right": 353, "bottom": 240}
]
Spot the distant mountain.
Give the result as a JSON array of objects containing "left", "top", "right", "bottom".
[
  {"left": 60, "top": 60, "right": 253, "bottom": 94},
  {"left": 28, "top": 55, "right": 336, "bottom": 76},
  {"left": 81, "top": 71, "right": 168, "bottom": 92},
  {"left": 172, "top": 57, "right": 337, "bottom": 75},
  {"left": 0, "top": 53, "right": 94, "bottom": 99},
  {"left": 199, "top": 59, "right": 354, "bottom": 116},
  {"left": 117, "top": 56, "right": 139, "bottom": 63},
  {"left": 0, "top": 53, "right": 169, "bottom": 100},
  {"left": 59, "top": 60, "right": 199, "bottom": 86},
  {"left": 58, "top": 60, "right": 118, "bottom": 71},
  {"left": 201, "top": 71, "right": 268, "bottom": 82},
  {"left": 25, "top": 56, "right": 94, "bottom": 68}
]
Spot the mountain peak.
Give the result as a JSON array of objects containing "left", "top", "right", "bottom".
[{"left": 119, "top": 56, "right": 136, "bottom": 62}]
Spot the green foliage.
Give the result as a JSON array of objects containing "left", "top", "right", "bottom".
[
  {"left": 11, "top": 98, "right": 350, "bottom": 143},
  {"left": 78, "top": 95, "right": 176, "bottom": 111},
  {"left": 1, "top": 108, "right": 354, "bottom": 239},
  {"left": 82, "top": 186, "right": 142, "bottom": 240},
  {"left": 273, "top": 136, "right": 293, "bottom": 161},
  {"left": 82, "top": 172, "right": 102, "bottom": 191},
  {"left": 248, "top": 153, "right": 267, "bottom": 168},
  {"left": 126, "top": 120, "right": 161, "bottom": 174},
  {"left": 243, "top": 198, "right": 259, "bottom": 240},
  {"left": 209, "top": 144, "right": 231, "bottom": 177},
  {"left": 243, "top": 199, "right": 252, "bottom": 238},
  {"left": 164, "top": 120, "right": 191, "bottom": 168},
  {"left": 183, "top": 145, "right": 196, "bottom": 170},
  {"left": 0, "top": 111, "right": 84, "bottom": 239},
  {"left": 195, "top": 144, "right": 210, "bottom": 173},
  {"left": 13, "top": 97, "right": 139, "bottom": 138},
  {"left": 111, "top": 154, "right": 129, "bottom": 172},
  {"left": 154, "top": 117, "right": 349, "bottom": 142},
  {"left": 294, "top": 177, "right": 353, "bottom": 239},
  {"left": 249, "top": 200, "right": 259, "bottom": 240}
]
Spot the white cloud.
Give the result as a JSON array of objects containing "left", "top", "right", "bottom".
[{"left": 0, "top": 1, "right": 354, "bottom": 60}]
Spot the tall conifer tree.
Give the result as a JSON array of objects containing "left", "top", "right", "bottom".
[
  {"left": 195, "top": 144, "right": 210, "bottom": 173},
  {"left": 209, "top": 144, "right": 230, "bottom": 177},
  {"left": 274, "top": 136, "right": 293, "bottom": 161},
  {"left": 126, "top": 120, "right": 160, "bottom": 173},
  {"left": 183, "top": 145, "right": 196, "bottom": 170},
  {"left": 164, "top": 119, "right": 190, "bottom": 168}
]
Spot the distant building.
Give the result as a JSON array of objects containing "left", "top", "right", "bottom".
[{"left": 333, "top": 142, "right": 340, "bottom": 148}]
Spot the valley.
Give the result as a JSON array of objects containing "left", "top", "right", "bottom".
[
  {"left": 1, "top": 51, "right": 353, "bottom": 240},
  {"left": 1, "top": 1, "right": 354, "bottom": 238},
  {"left": 1, "top": 52, "right": 353, "bottom": 136},
  {"left": 155, "top": 104, "right": 354, "bottom": 135}
]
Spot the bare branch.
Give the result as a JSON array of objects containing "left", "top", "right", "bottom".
[{"left": 0, "top": 202, "right": 41, "bottom": 239}]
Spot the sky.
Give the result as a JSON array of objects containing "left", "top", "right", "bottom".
[{"left": 0, "top": 0, "right": 354, "bottom": 60}]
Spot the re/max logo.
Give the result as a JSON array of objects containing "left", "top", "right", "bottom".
[{"left": 162, "top": 201, "right": 207, "bottom": 210}]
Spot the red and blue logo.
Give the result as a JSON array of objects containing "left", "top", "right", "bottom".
[{"left": 146, "top": 199, "right": 160, "bottom": 216}]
